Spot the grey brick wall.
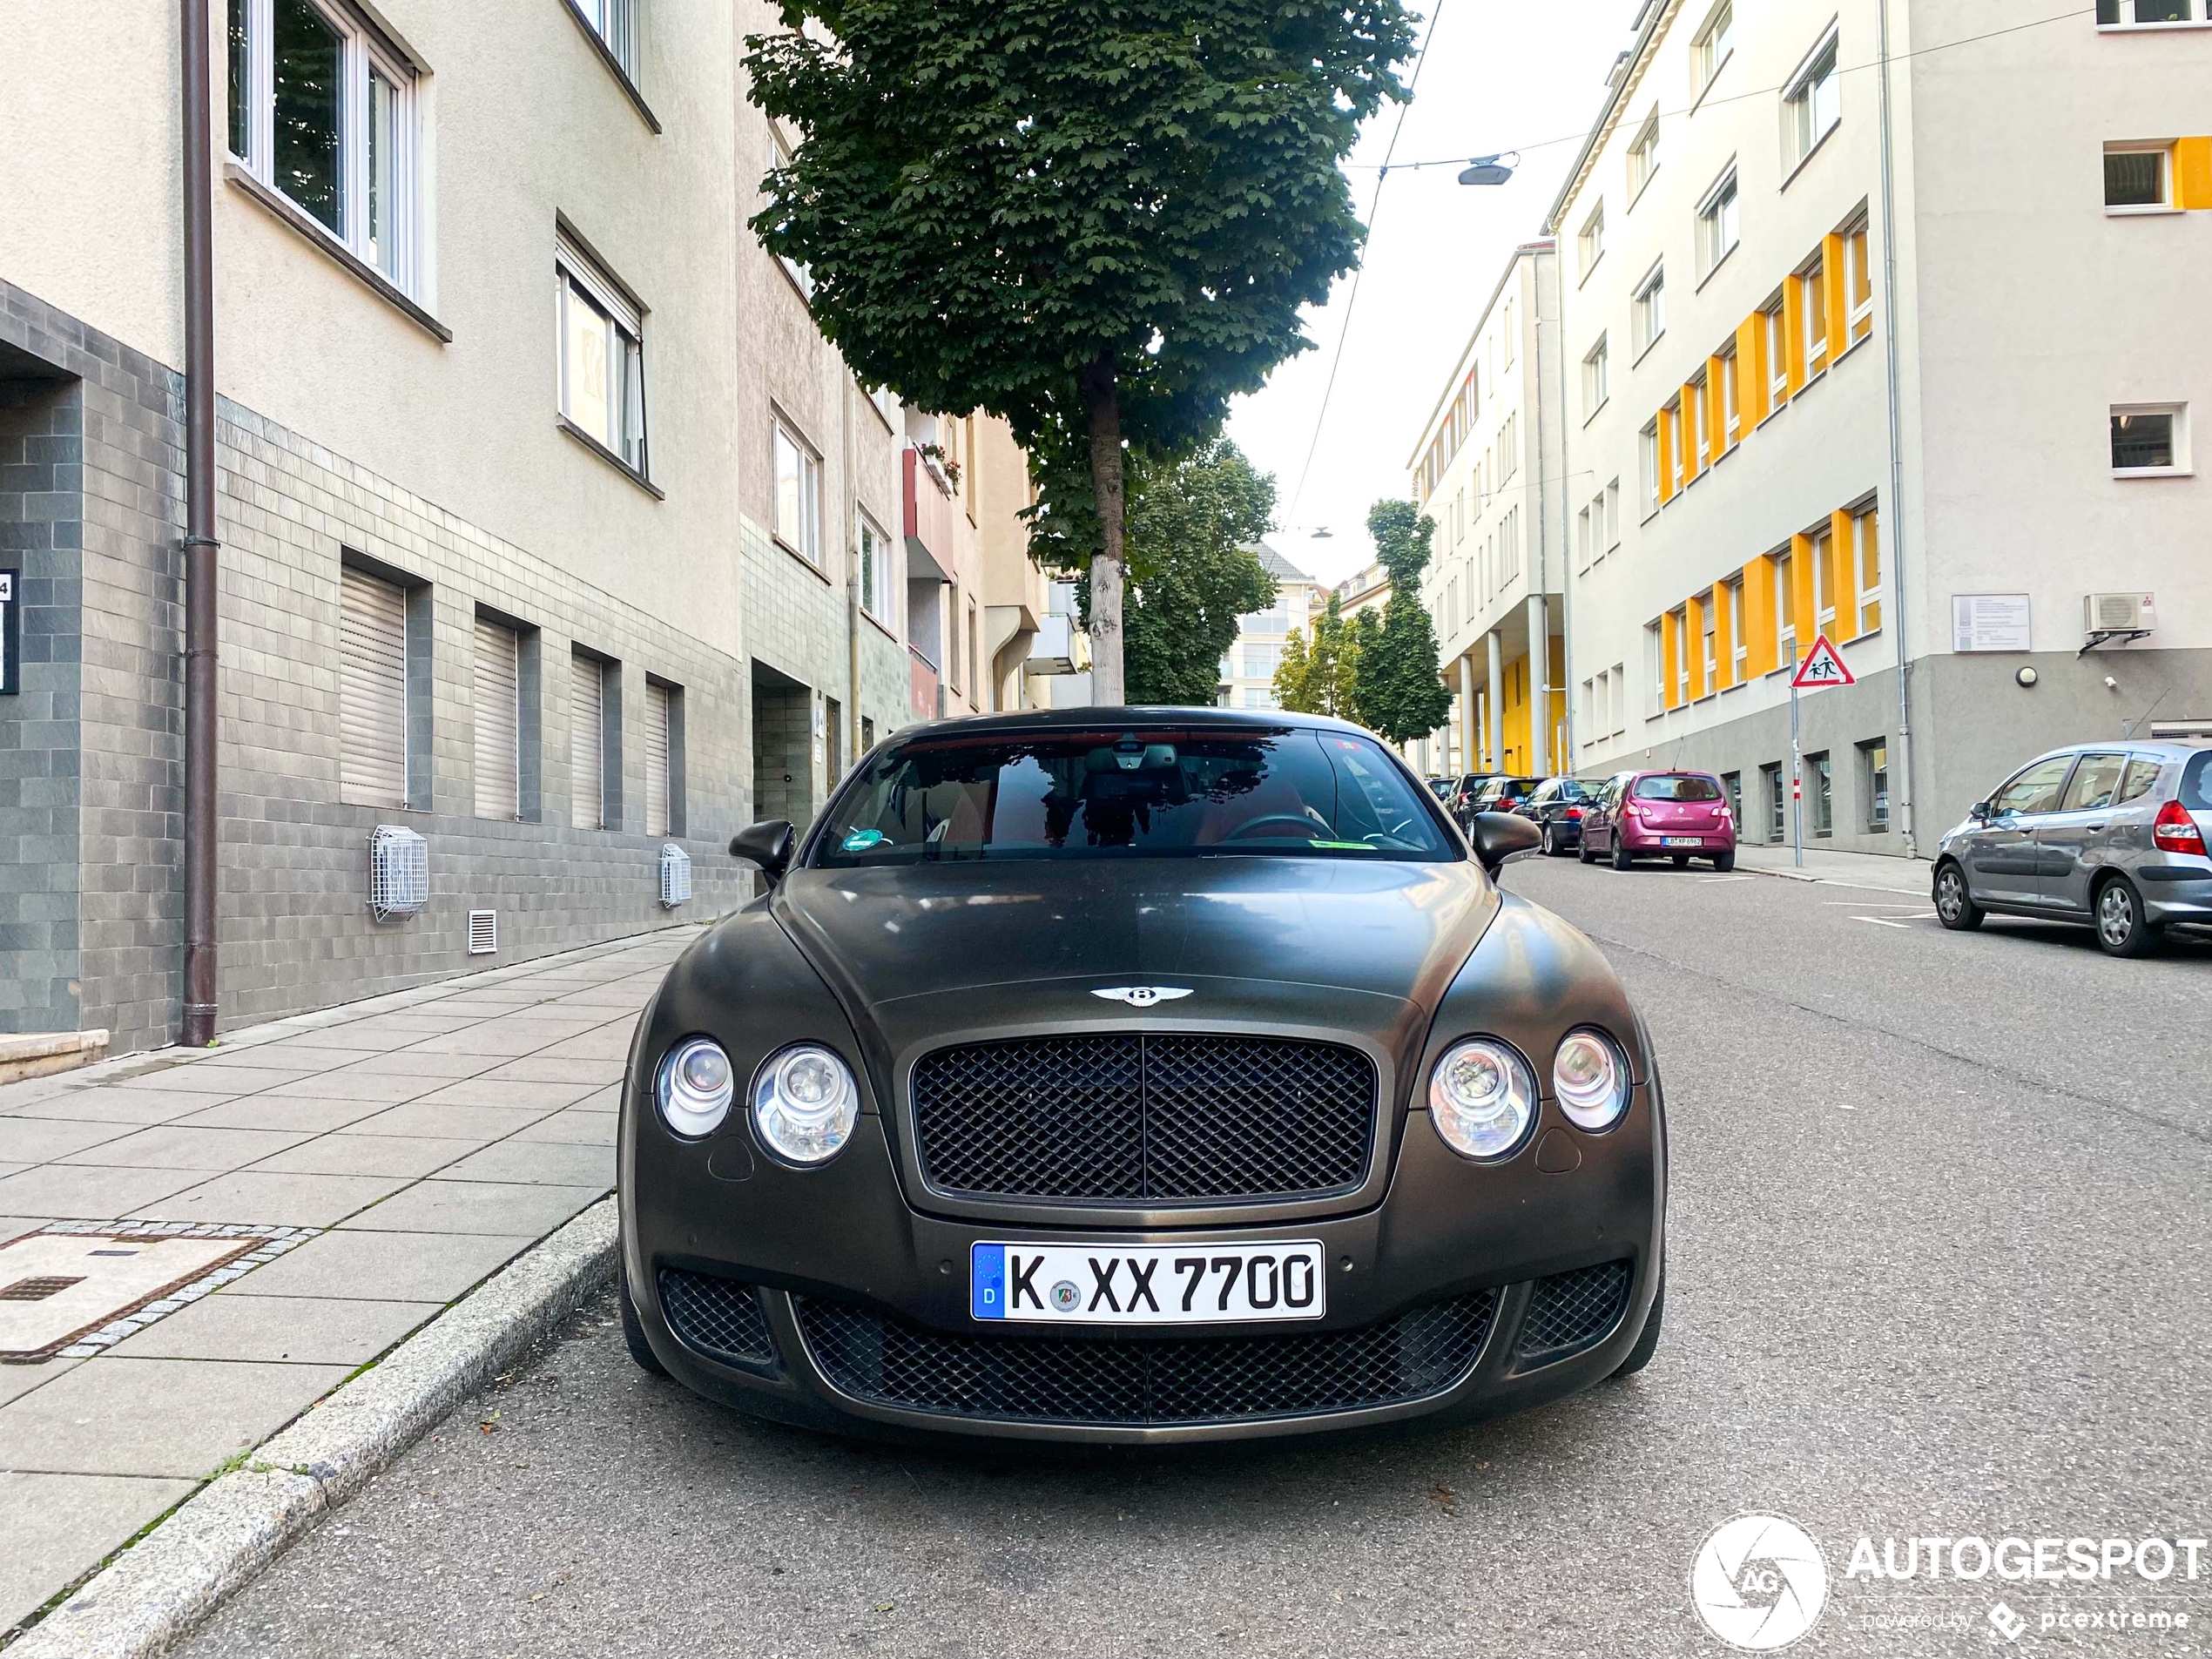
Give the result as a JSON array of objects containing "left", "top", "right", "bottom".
[{"left": 3, "top": 280, "right": 755, "bottom": 1054}]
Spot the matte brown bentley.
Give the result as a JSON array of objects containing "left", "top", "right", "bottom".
[{"left": 618, "top": 707, "right": 1667, "bottom": 1444}]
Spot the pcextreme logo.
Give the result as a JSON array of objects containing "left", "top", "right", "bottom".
[{"left": 1689, "top": 1513, "right": 1831, "bottom": 1651}]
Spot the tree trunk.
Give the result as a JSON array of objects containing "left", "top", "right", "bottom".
[{"left": 1079, "top": 354, "right": 1124, "bottom": 705}]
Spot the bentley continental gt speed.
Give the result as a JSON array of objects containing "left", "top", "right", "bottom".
[{"left": 618, "top": 708, "right": 1667, "bottom": 1445}]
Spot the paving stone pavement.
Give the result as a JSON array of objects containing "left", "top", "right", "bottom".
[{"left": 0, "top": 927, "right": 699, "bottom": 1635}]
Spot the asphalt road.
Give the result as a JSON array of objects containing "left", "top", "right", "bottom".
[{"left": 182, "top": 857, "right": 2212, "bottom": 1659}]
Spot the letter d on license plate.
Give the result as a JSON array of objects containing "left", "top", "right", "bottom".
[{"left": 971, "top": 1240, "right": 1325, "bottom": 1326}]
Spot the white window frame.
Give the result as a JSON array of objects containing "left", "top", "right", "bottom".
[
  {"left": 1639, "top": 423, "right": 1661, "bottom": 519},
  {"left": 2097, "top": 0, "right": 2202, "bottom": 25},
  {"left": 1782, "top": 27, "right": 1842, "bottom": 178},
  {"left": 1632, "top": 260, "right": 1666, "bottom": 359},
  {"left": 2103, "top": 142, "right": 2177, "bottom": 213},
  {"left": 556, "top": 233, "right": 649, "bottom": 476},
  {"left": 1852, "top": 507, "right": 1883, "bottom": 632},
  {"left": 1764, "top": 302, "right": 1790, "bottom": 402},
  {"left": 2110, "top": 402, "right": 2191, "bottom": 476},
  {"left": 1605, "top": 480, "right": 1622, "bottom": 550},
  {"left": 1582, "top": 334, "right": 1609, "bottom": 420},
  {"left": 1628, "top": 111, "right": 1662, "bottom": 204},
  {"left": 1693, "top": 0, "right": 1735, "bottom": 97},
  {"left": 1720, "top": 347, "right": 1742, "bottom": 441},
  {"left": 1696, "top": 165, "right": 1740, "bottom": 280},
  {"left": 1578, "top": 204, "right": 1606, "bottom": 282},
  {"left": 227, "top": 0, "right": 418, "bottom": 293},
  {"left": 773, "top": 417, "right": 825, "bottom": 559},
  {"left": 1728, "top": 578, "right": 1748, "bottom": 678},
  {"left": 769, "top": 126, "right": 815, "bottom": 298},
  {"left": 571, "top": 0, "right": 637, "bottom": 76},
  {"left": 1800, "top": 256, "right": 1829, "bottom": 376},
  {"left": 1844, "top": 223, "right": 1875, "bottom": 342},
  {"left": 858, "top": 510, "right": 895, "bottom": 625}
]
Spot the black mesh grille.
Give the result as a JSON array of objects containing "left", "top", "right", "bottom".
[
  {"left": 911, "top": 1035, "right": 1376, "bottom": 1203},
  {"left": 793, "top": 1291, "right": 1496, "bottom": 1426},
  {"left": 659, "top": 1269, "right": 778, "bottom": 1371},
  {"left": 1515, "top": 1260, "right": 1633, "bottom": 1361}
]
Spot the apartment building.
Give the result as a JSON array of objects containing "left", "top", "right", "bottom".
[
  {"left": 0, "top": 2, "right": 1054, "bottom": 1053},
  {"left": 1406, "top": 242, "right": 1568, "bottom": 779},
  {"left": 1219, "top": 542, "right": 1322, "bottom": 711},
  {"left": 1546, "top": 0, "right": 2212, "bottom": 853}
]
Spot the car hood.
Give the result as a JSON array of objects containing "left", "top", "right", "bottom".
[{"left": 771, "top": 856, "right": 1496, "bottom": 1033}]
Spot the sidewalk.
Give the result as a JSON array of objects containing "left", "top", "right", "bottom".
[
  {"left": 1730, "top": 840, "right": 1932, "bottom": 895},
  {"left": 0, "top": 927, "right": 699, "bottom": 1634}
]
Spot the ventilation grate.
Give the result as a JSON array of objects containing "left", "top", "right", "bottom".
[
  {"left": 659, "top": 843, "right": 691, "bottom": 907},
  {"left": 0, "top": 1276, "right": 85, "bottom": 1302},
  {"left": 1514, "top": 1260, "right": 1634, "bottom": 1363},
  {"left": 467, "top": 910, "right": 497, "bottom": 954},
  {"left": 368, "top": 825, "right": 429, "bottom": 921}
]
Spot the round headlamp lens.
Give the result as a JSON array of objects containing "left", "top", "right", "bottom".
[
  {"left": 656, "top": 1037, "right": 735, "bottom": 1139},
  {"left": 1428, "top": 1038, "right": 1538, "bottom": 1162},
  {"left": 752, "top": 1043, "right": 859, "bottom": 1164},
  {"left": 1554, "top": 1030, "right": 1629, "bottom": 1131}
]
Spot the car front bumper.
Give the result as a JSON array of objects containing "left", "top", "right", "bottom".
[{"left": 621, "top": 1089, "right": 1665, "bottom": 1447}]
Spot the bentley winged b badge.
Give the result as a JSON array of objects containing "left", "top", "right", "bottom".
[{"left": 1090, "top": 987, "right": 1193, "bottom": 1008}]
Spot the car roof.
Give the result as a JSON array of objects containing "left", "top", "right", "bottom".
[
  {"left": 2014, "top": 739, "right": 2211, "bottom": 769},
  {"left": 887, "top": 705, "right": 1382, "bottom": 745}
]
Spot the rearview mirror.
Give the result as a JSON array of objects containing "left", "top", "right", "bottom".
[
  {"left": 1469, "top": 810, "right": 1542, "bottom": 874},
  {"left": 729, "top": 819, "right": 796, "bottom": 878}
]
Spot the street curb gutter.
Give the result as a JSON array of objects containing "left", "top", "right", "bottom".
[{"left": 13, "top": 1197, "right": 619, "bottom": 1659}]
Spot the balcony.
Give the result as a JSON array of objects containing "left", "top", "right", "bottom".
[
  {"left": 909, "top": 646, "right": 942, "bottom": 721},
  {"left": 1023, "top": 611, "right": 1089, "bottom": 677},
  {"left": 902, "top": 448, "right": 955, "bottom": 581}
]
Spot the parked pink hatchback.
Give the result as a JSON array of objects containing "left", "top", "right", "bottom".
[{"left": 1579, "top": 771, "right": 1737, "bottom": 871}]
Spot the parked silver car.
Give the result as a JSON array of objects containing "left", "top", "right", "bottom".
[{"left": 1933, "top": 741, "right": 2212, "bottom": 956}]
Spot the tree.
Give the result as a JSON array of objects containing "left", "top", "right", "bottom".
[
  {"left": 1350, "top": 498, "right": 1453, "bottom": 745},
  {"left": 1073, "top": 440, "right": 1277, "bottom": 705},
  {"left": 743, "top": 0, "right": 1419, "bottom": 702},
  {"left": 1274, "top": 590, "right": 1360, "bottom": 719}
]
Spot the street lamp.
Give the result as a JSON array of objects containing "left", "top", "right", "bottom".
[{"left": 1457, "top": 153, "right": 1518, "bottom": 187}]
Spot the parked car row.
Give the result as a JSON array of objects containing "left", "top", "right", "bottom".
[{"left": 1430, "top": 769, "right": 1738, "bottom": 871}]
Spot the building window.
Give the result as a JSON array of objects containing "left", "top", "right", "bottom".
[
  {"left": 1854, "top": 504, "right": 1883, "bottom": 633},
  {"left": 1579, "top": 204, "right": 1606, "bottom": 278},
  {"left": 473, "top": 616, "right": 523, "bottom": 821},
  {"left": 773, "top": 419, "right": 824, "bottom": 558},
  {"left": 1664, "top": 400, "right": 1685, "bottom": 493},
  {"left": 2104, "top": 144, "right": 2174, "bottom": 211},
  {"left": 1501, "top": 299, "right": 1517, "bottom": 368},
  {"left": 1728, "top": 577, "right": 1747, "bottom": 679},
  {"left": 1808, "top": 752, "right": 1833, "bottom": 836},
  {"left": 571, "top": 651, "right": 611, "bottom": 831},
  {"left": 1762, "top": 762, "right": 1786, "bottom": 840},
  {"left": 1783, "top": 30, "right": 1841, "bottom": 172},
  {"left": 2098, "top": 0, "right": 2195, "bottom": 22},
  {"left": 1859, "top": 739, "right": 1890, "bottom": 833},
  {"left": 769, "top": 127, "right": 815, "bottom": 298},
  {"left": 1700, "top": 598, "right": 1718, "bottom": 692},
  {"left": 226, "top": 0, "right": 418, "bottom": 289},
  {"left": 861, "top": 715, "right": 876, "bottom": 754},
  {"left": 1689, "top": 378, "right": 1710, "bottom": 469},
  {"left": 1694, "top": 2, "right": 1735, "bottom": 93},
  {"left": 1774, "top": 547, "right": 1798, "bottom": 665},
  {"left": 1721, "top": 769, "right": 1742, "bottom": 826},
  {"left": 1720, "top": 347, "right": 1743, "bottom": 442},
  {"left": 1640, "top": 422, "right": 1661, "bottom": 516},
  {"left": 1800, "top": 256, "right": 1829, "bottom": 376},
  {"left": 1605, "top": 480, "right": 1622, "bottom": 549},
  {"left": 571, "top": 0, "right": 637, "bottom": 76},
  {"left": 643, "top": 679, "right": 678, "bottom": 838},
  {"left": 339, "top": 564, "right": 411, "bottom": 808},
  {"left": 1845, "top": 222, "right": 1874, "bottom": 345},
  {"left": 1629, "top": 111, "right": 1661, "bottom": 200},
  {"left": 1764, "top": 300, "right": 1789, "bottom": 404},
  {"left": 1576, "top": 506, "right": 1594, "bottom": 573},
  {"left": 1696, "top": 166, "right": 1740, "bottom": 276},
  {"left": 1811, "top": 523, "right": 1838, "bottom": 631},
  {"left": 1673, "top": 609, "right": 1690, "bottom": 705},
  {"left": 858, "top": 513, "right": 894, "bottom": 622},
  {"left": 1582, "top": 335, "right": 1609, "bottom": 416},
  {"left": 556, "top": 235, "right": 648, "bottom": 475},
  {"left": 2111, "top": 404, "right": 2188, "bottom": 473},
  {"left": 1632, "top": 262, "right": 1666, "bottom": 356}
]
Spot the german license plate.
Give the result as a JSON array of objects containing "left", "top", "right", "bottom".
[
  {"left": 970, "top": 1240, "right": 1325, "bottom": 1325},
  {"left": 1661, "top": 836, "right": 1703, "bottom": 847}
]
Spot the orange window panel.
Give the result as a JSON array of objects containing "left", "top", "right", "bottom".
[
  {"left": 1780, "top": 282, "right": 1807, "bottom": 397},
  {"left": 1686, "top": 592, "right": 1709, "bottom": 699},
  {"left": 1662, "top": 610, "right": 1683, "bottom": 709},
  {"left": 1822, "top": 233, "right": 1849, "bottom": 365},
  {"left": 1790, "top": 530, "right": 1818, "bottom": 649},
  {"left": 1736, "top": 314, "right": 1769, "bottom": 426},
  {"left": 1741, "top": 556, "right": 1777, "bottom": 676}
]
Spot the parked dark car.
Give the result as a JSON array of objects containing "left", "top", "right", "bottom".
[
  {"left": 1443, "top": 772, "right": 1503, "bottom": 828},
  {"left": 620, "top": 709, "right": 1666, "bottom": 1446},
  {"left": 1579, "top": 770, "right": 1737, "bottom": 871},
  {"left": 1933, "top": 740, "right": 2212, "bottom": 956},
  {"left": 1467, "top": 776, "right": 1541, "bottom": 820},
  {"left": 1521, "top": 778, "right": 1596, "bottom": 856}
]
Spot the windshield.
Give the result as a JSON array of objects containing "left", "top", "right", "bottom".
[
  {"left": 1634, "top": 773, "right": 1722, "bottom": 801},
  {"left": 814, "top": 727, "right": 1458, "bottom": 865}
]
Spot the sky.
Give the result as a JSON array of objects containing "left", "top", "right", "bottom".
[{"left": 1224, "top": 0, "right": 1641, "bottom": 589}]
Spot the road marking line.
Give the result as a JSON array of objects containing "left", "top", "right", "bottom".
[
  {"left": 1699, "top": 875, "right": 1757, "bottom": 884},
  {"left": 1850, "top": 915, "right": 1912, "bottom": 928}
]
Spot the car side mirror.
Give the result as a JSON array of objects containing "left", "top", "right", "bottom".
[
  {"left": 1969, "top": 800, "right": 1993, "bottom": 822},
  {"left": 1469, "top": 810, "right": 1542, "bottom": 874},
  {"left": 729, "top": 819, "right": 795, "bottom": 879}
]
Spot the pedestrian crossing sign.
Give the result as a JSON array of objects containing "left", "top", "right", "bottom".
[{"left": 1790, "top": 634, "right": 1855, "bottom": 690}]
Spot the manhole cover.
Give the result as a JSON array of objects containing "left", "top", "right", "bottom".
[{"left": 0, "top": 1233, "right": 261, "bottom": 1359}]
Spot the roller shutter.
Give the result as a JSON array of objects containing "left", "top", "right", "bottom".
[
  {"left": 644, "top": 682, "right": 671, "bottom": 837},
  {"left": 571, "top": 653, "right": 604, "bottom": 830},
  {"left": 339, "top": 568, "right": 408, "bottom": 808},
  {"left": 473, "top": 618, "right": 521, "bottom": 820}
]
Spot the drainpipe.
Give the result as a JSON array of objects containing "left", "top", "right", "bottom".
[
  {"left": 180, "top": 0, "right": 221, "bottom": 1047},
  {"left": 1876, "top": 0, "right": 1918, "bottom": 858}
]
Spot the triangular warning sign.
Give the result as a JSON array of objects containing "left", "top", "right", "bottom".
[{"left": 1791, "top": 634, "right": 1856, "bottom": 689}]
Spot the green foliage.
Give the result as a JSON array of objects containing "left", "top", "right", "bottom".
[
  {"left": 1350, "top": 499, "right": 1454, "bottom": 744},
  {"left": 1074, "top": 441, "right": 1278, "bottom": 705},
  {"left": 744, "top": 0, "right": 1419, "bottom": 695},
  {"left": 1274, "top": 590, "right": 1361, "bottom": 719}
]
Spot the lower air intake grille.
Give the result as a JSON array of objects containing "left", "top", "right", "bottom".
[
  {"left": 1515, "top": 1260, "right": 1633, "bottom": 1362},
  {"left": 659, "top": 1269, "right": 777, "bottom": 1371},
  {"left": 792, "top": 1291, "right": 1497, "bottom": 1426}
]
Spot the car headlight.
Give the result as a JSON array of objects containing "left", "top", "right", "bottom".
[
  {"left": 1554, "top": 1029, "right": 1630, "bottom": 1131},
  {"left": 1428, "top": 1038, "right": 1538, "bottom": 1162},
  {"left": 752, "top": 1043, "right": 860, "bottom": 1165},
  {"left": 656, "top": 1037, "right": 735, "bottom": 1139}
]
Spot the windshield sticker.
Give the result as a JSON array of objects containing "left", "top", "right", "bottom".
[{"left": 840, "top": 829, "right": 887, "bottom": 852}]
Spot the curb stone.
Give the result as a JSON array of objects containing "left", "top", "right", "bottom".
[{"left": 12, "top": 1197, "right": 620, "bottom": 1659}]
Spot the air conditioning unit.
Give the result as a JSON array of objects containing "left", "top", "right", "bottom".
[
  {"left": 2084, "top": 591, "right": 2155, "bottom": 640},
  {"left": 467, "top": 910, "right": 497, "bottom": 954},
  {"left": 658, "top": 844, "right": 691, "bottom": 908},
  {"left": 368, "top": 826, "right": 428, "bottom": 921}
]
